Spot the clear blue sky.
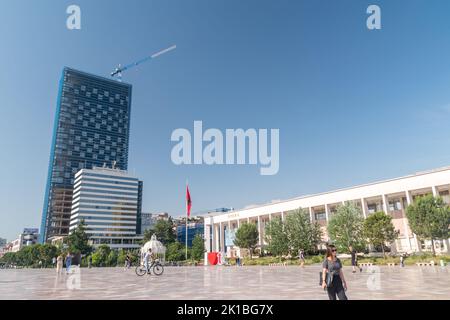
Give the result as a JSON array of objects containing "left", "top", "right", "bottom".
[{"left": 2, "top": 0, "right": 450, "bottom": 241}]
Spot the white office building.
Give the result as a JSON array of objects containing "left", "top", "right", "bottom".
[
  {"left": 69, "top": 167, "right": 143, "bottom": 249},
  {"left": 204, "top": 166, "right": 450, "bottom": 262}
]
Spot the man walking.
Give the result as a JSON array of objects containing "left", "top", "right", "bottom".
[{"left": 349, "top": 245, "right": 362, "bottom": 273}]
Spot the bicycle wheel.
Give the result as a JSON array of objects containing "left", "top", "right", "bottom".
[
  {"left": 135, "top": 265, "right": 147, "bottom": 276},
  {"left": 152, "top": 263, "right": 164, "bottom": 276}
]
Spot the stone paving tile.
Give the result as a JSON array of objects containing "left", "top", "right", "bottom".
[{"left": 0, "top": 265, "right": 449, "bottom": 300}]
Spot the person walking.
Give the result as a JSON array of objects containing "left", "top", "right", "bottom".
[
  {"left": 124, "top": 253, "right": 132, "bottom": 270},
  {"left": 298, "top": 249, "right": 306, "bottom": 267},
  {"left": 87, "top": 255, "right": 92, "bottom": 269},
  {"left": 400, "top": 252, "right": 407, "bottom": 267},
  {"left": 349, "top": 245, "right": 362, "bottom": 273},
  {"left": 52, "top": 257, "right": 57, "bottom": 268},
  {"left": 56, "top": 254, "right": 63, "bottom": 274},
  {"left": 322, "top": 245, "right": 348, "bottom": 300},
  {"left": 65, "top": 252, "right": 72, "bottom": 275}
]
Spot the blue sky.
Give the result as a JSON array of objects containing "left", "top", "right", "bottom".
[{"left": 2, "top": 0, "right": 450, "bottom": 241}]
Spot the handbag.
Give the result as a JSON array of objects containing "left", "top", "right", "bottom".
[
  {"left": 319, "top": 259, "right": 334, "bottom": 287},
  {"left": 319, "top": 271, "right": 333, "bottom": 287}
]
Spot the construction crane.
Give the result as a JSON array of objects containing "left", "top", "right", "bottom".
[{"left": 111, "top": 45, "right": 176, "bottom": 81}]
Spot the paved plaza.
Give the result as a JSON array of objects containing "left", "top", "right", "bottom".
[{"left": 0, "top": 265, "right": 449, "bottom": 300}]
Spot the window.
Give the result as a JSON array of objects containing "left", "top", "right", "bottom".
[{"left": 314, "top": 212, "right": 326, "bottom": 220}]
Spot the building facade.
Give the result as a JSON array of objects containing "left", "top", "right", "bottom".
[
  {"left": 10, "top": 229, "right": 40, "bottom": 253},
  {"left": 177, "top": 222, "right": 205, "bottom": 247},
  {"left": 40, "top": 67, "right": 132, "bottom": 242},
  {"left": 204, "top": 166, "right": 450, "bottom": 262},
  {"left": 140, "top": 212, "right": 170, "bottom": 234},
  {"left": 69, "top": 167, "right": 142, "bottom": 249}
]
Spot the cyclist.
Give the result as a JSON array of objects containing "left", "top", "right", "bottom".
[{"left": 143, "top": 248, "right": 154, "bottom": 274}]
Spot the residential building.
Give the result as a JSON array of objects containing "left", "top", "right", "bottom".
[
  {"left": 140, "top": 212, "right": 170, "bottom": 234},
  {"left": 10, "top": 229, "right": 40, "bottom": 252}
]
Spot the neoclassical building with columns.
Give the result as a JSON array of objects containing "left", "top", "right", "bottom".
[{"left": 203, "top": 166, "right": 450, "bottom": 262}]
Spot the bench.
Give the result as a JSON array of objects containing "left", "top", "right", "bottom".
[
  {"left": 269, "top": 263, "right": 287, "bottom": 267},
  {"left": 416, "top": 261, "right": 435, "bottom": 267},
  {"left": 359, "top": 263, "right": 373, "bottom": 267}
]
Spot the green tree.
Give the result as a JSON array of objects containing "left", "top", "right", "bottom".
[
  {"left": 117, "top": 249, "right": 127, "bottom": 266},
  {"left": 363, "top": 211, "right": 399, "bottom": 258},
  {"left": 66, "top": 219, "right": 92, "bottom": 255},
  {"left": 0, "top": 252, "right": 17, "bottom": 266},
  {"left": 143, "top": 219, "right": 176, "bottom": 245},
  {"left": 191, "top": 234, "right": 205, "bottom": 261},
  {"left": 107, "top": 250, "right": 118, "bottom": 267},
  {"left": 38, "top": 244, "right": 60, "bottom": 267},
  {"left": 285, "top": 208, "right": 323, "bottom": 255},
  {"left": 406, "top": 195, "right": 450, "bottom": 256},
  {"left": 264, "top": 217, "right": 289, "bottom": 257},
  {"left": 166, "top": 241, "right": 186, "bottom": 261},
  {"left": 327, "top": 202, "right": 366, "bottom": 252},
  {"left": 91, "top": 245, "right": 111, "bottom": 267},
  {"left": 234, "top": 223, "right": 259, "bottom": 259}
]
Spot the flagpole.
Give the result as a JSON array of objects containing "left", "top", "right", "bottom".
[{"left": 185, "top": 180, "right": 188, "bottom": 261}]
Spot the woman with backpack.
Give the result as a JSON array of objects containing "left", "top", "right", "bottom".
[{"left": 321, "top": 245, "right": 348, "bottom": 300}]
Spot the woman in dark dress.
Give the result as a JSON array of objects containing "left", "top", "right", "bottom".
[{"left": 321, "top": 245, "right": 348, "bottom": 300}]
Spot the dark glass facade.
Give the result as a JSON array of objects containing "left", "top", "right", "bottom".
[
  {"left": 40, "top": 67, "right": 132, "bottom": 242},
  {"left": 177, "top": 223, "right": 205, "bottom": 247},
  {"left": 136, "top": 181, "right": 143, "bottom": 234}
]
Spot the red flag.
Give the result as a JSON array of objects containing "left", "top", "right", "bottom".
[{"left": 186, "top": 185, "right": 192, "bottom": 217}]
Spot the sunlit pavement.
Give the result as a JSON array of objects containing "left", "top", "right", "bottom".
[{"left": 0, "top": 265, "right": 449, "bottom": 300}]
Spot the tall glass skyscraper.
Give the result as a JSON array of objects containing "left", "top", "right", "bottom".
[{"left": 40, "top": 67, "right": 132, "bottom": 243}]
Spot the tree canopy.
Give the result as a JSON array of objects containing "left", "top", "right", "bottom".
[
  {"left": 327, "top": 202, "right": 366, "bottom": 252},
  {"left": 234, "top": 223, "right": 259, "bottom": 258}
]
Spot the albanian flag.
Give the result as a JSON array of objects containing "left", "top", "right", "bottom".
[{"left": 186, "top": 184, "right": 192, "bottom": 217}]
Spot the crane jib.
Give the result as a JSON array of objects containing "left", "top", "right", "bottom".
[{"left": 111, "top": 45, "right": 176, "bottom": 78}]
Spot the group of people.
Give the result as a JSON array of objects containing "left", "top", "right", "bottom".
[
  {"left": 53, "top": 252, "right": 73, "bottom": 275},
  {"left": 51, "top": 252, "right": 135, "bottom": 273}
]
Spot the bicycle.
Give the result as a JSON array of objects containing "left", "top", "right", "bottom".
[{"left": 135, "top": 259, "right": 164, "bottom": 276}]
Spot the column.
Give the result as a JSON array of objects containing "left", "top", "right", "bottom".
[
  {"left": 432, "top": 186, "right": 438, "bottom": 197},
  {"left": 247, "top": 217, "right": 250, "bottom": 223},
  {"left": 258, "top": 216, "right": 263, "bottom": 246},
  {"left": 237, "top": 219, "right": 240, "bottom": 229},
  {"left": 204, "top": 224, "right": 211, "bottom": 265},
  {"left": 269, "top": 213, "right": 272, "bottom": 222},
  {"left": 309, "top": 207, "right": 313, "bottom": 222},
  {"left": 281, "top": 211, "right": 285, "bottom": 222},
  {"left": 405, "top": 190, "right": 421, "bottom": 252},
  {"left": 382, "top": 194, "right": 389, "bottom": 214},
  {"left": 219, "top": 222, "right": 225, "bottom": 253},
  {"left": 213, "top": 224, "right": 219, "bottom": 252},
  {"left": 324, "top": 204, "right": 330, "bottom": 221},
  {"left": 360, "top": 198, "right": 367, "bottom": 218},
  {"left": 205, "top": 224, "right": 211, "bottom": 252},
  {"left": 399, "top": 200, "right": 412, "bottom": 252}
]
